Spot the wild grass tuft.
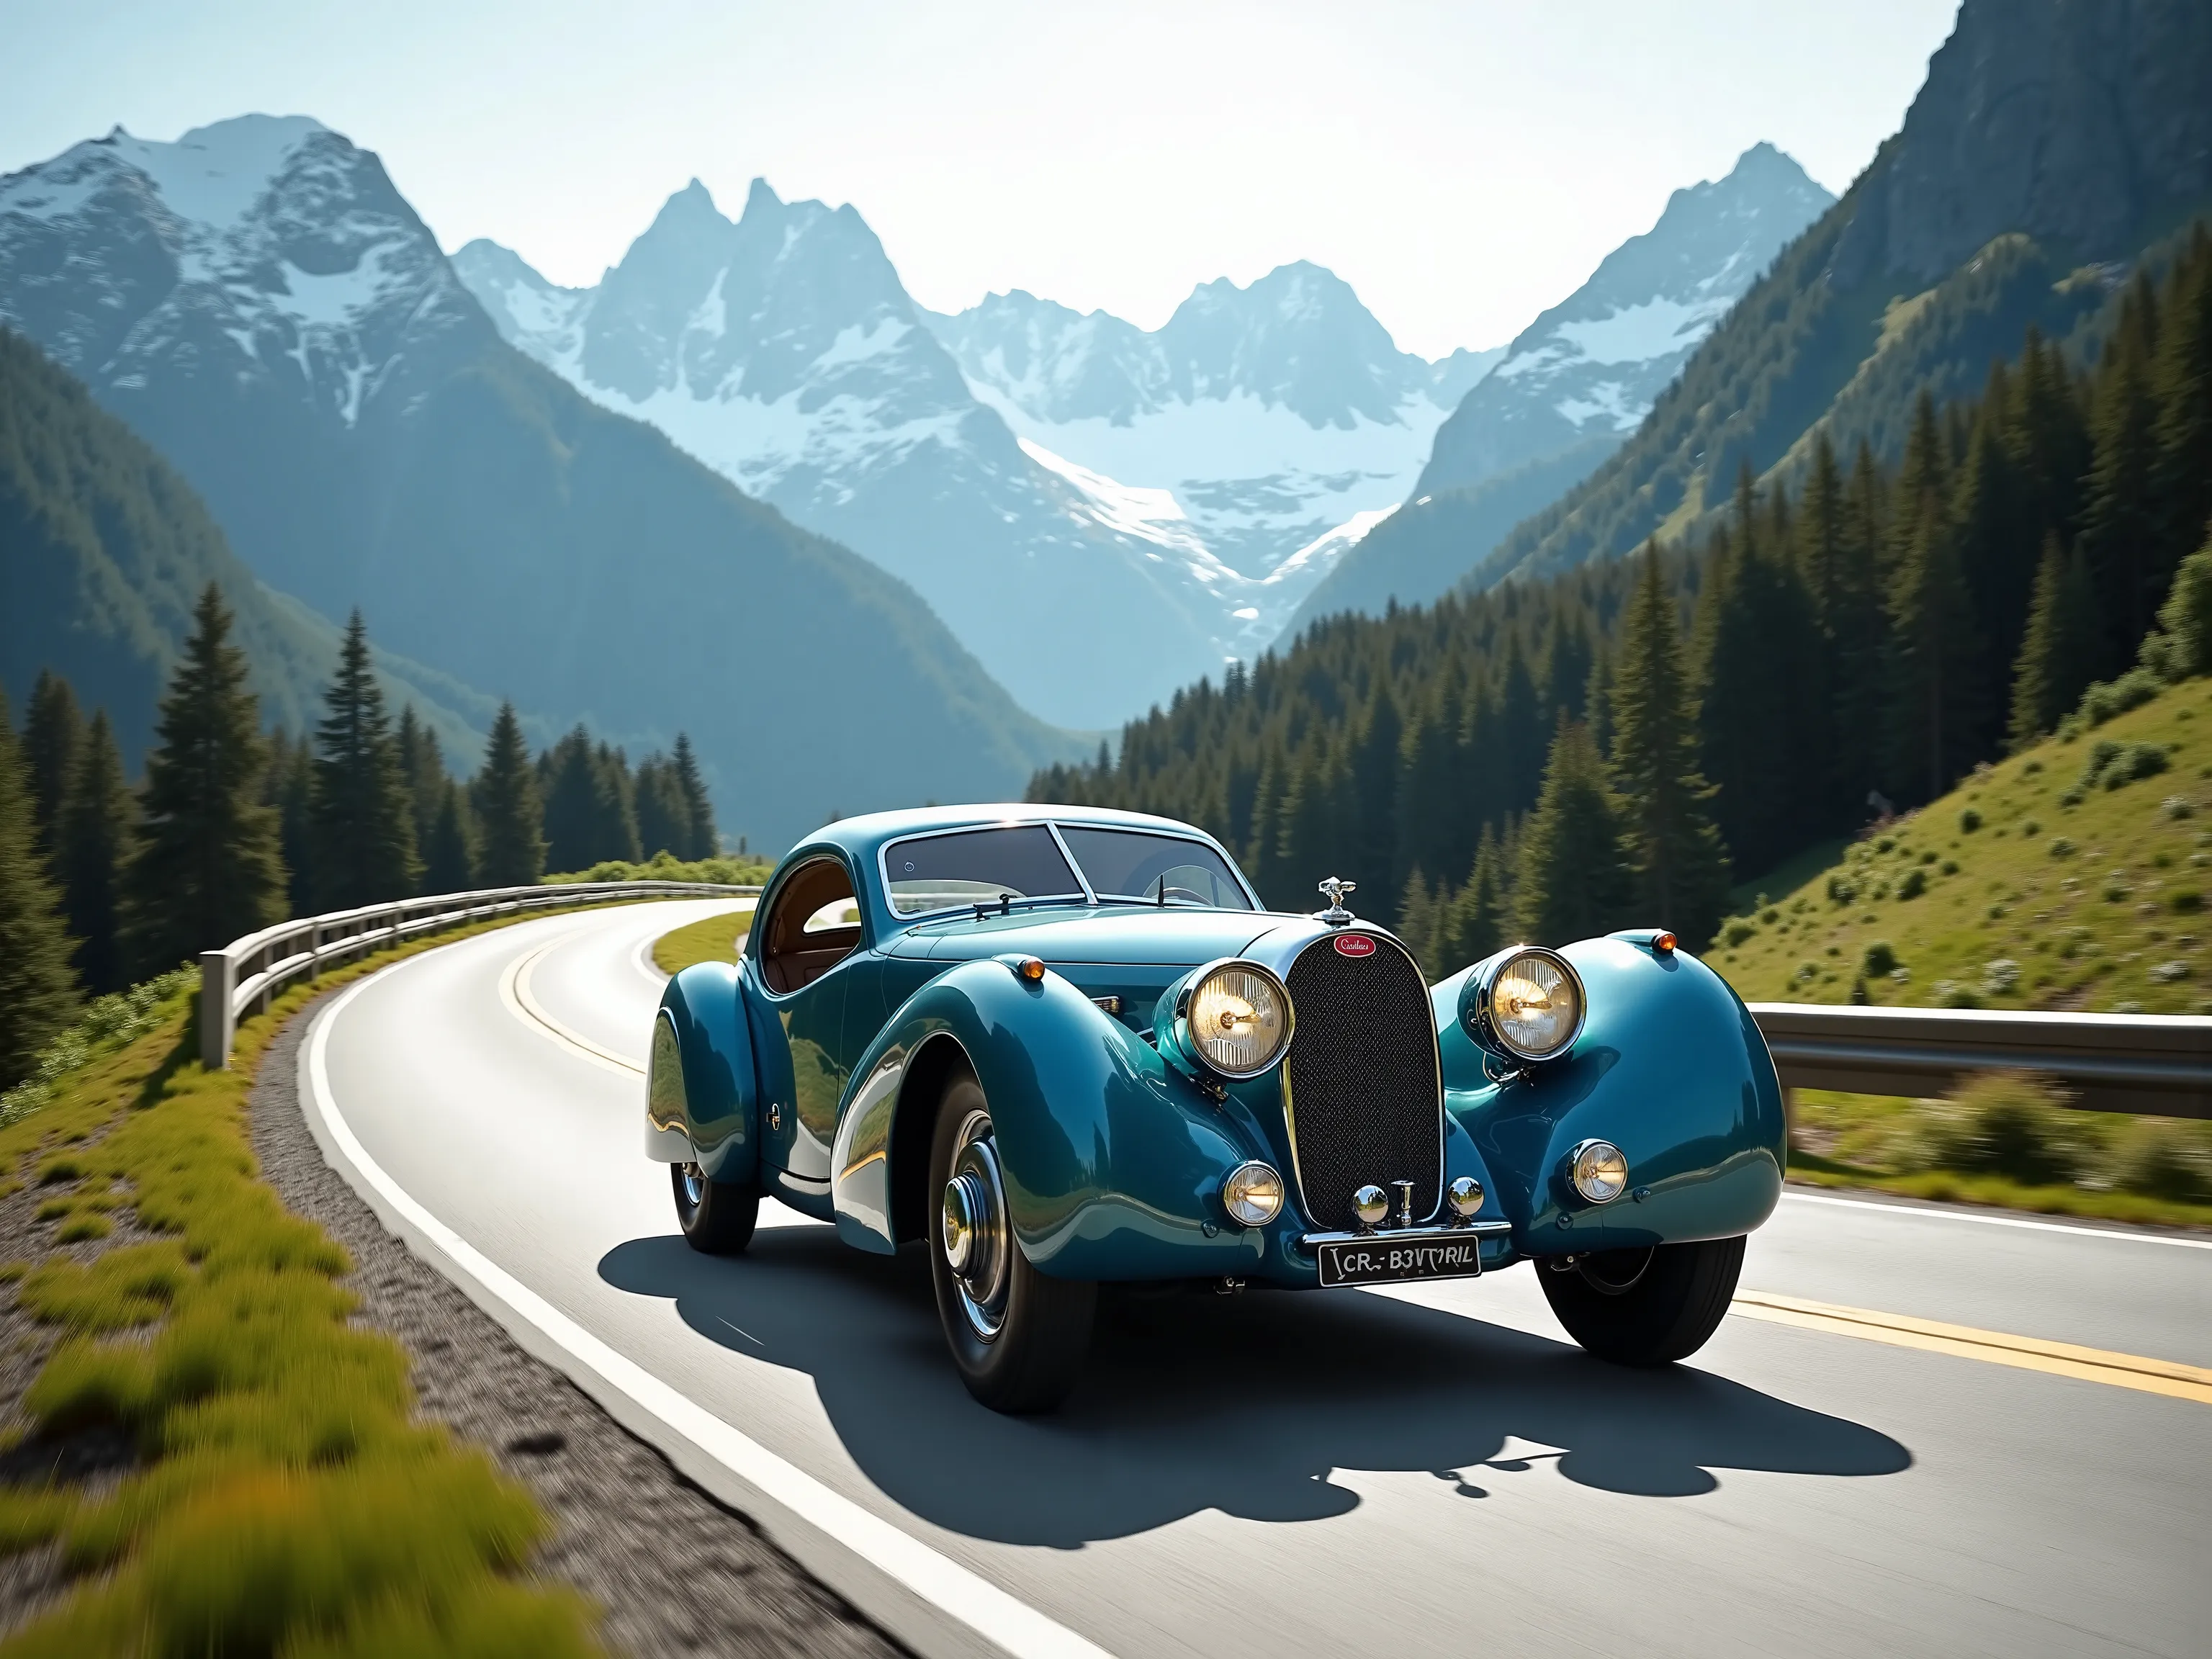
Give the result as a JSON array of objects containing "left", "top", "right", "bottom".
[{"left": 0, "top": 919, "right": 606, "bottom": 1655}]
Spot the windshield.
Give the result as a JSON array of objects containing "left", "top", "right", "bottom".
[
  {"left": 1056, "top": 827, "right": 1253, "bottom": 909},
  {"left": 884, "top": 825, "right": 1083, "bottom": 915}
]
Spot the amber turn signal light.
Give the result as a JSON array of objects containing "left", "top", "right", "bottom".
[
  {"left": 1015, "top": 956, "right": 1046, "bottom": 981},
  {"left": 1653, "top": 932, "right": 1677, "bottom": 953}
]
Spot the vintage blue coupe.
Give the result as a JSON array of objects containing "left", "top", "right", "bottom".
[{"left": 646, "top": 804, "right": 1786, "bottom": 1411}]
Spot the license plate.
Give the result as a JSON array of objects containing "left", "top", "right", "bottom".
[{"left": 1317, "top": 1233, "right": 1483, "bottom": 1287}]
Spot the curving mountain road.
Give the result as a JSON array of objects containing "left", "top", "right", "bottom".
[{"left": 300, "top": 902, "right": 2211, "bottom": 1659}]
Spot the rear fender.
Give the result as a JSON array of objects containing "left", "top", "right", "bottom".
[
  {"left": 831, "top": 957, "right": 1268, "bottom": 1278},
  {"left": 1431, "top": 937, "right": 1784, "bottom": 1251},
  {"left": 647, "top": 962, "right": 760, "bottom": 1187}
]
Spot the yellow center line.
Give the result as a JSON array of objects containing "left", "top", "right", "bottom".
[{"left": 1732, "top": 1290, "right": 2212, "bottom": 1406}]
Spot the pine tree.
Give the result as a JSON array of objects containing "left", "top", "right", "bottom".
[
  {"left": 1515, "top": 719, "right": 1635, "bottom": 945},
  {"left": 541, "top": 727, "right": 631, "bottom": 872},
  {"left": 672, "top": 732, "right": 716, "bottom": 859},
  {"left": 2150, "top": 528, "right": 2212, "bottom": 681},
  {"left": 422, "top": 779, "right": 477, "bottom": 895},
  {"left": 1950, "top": 389, "right": 2035, "bottom": 734},
  {"left": 1435, "top": 828, "right": 1508, "bottom": 966},
  {"left": 1884, "top": 488, "right": 1984, "bottom": 804},
  {"left": 56, "top": 710, "right": 131, "bottom": 995},
  {"left": 1395, "top": 866, "right": 1437, "bottom": 975},
  {"left": 120, "top": 585, "right": 287, "bottom": 976},
  {"left": 264, "top": 728, "right": 317, "bottom": 914},
  {"left": 2150, "top": 227, "right": 2212, "bottom": 593},
  {"left": 2008, "top": 536, "right": 2104, "bottom": 748},
  {"left": 22, "top": 670, "right": 84, "bottom": 856},
  {"left": 2077, "top": 287, "right": 2163, "bottom": 667},
  {"left": 634, "top": 755, "right": 691, "bottom": 861},
  {"left": 474, "top": 702, "right": 545, "bottom": 888},
  {"left": 1496, "top": 634, "right": 1544, "bottom": 817},
  {"left": 1825, "top": 440, "right": 1889, "bottom": 824},
  {"left": 1611, "top": 544, "right": 1732, "bottom": 950},
  {"left": 394, "top": 706, "right": 449, "bottom": 864},
  {"left": 309, "top": 611, "right": 421, "bottom": 909},
  {"left": 0, "top": 688, "right": 81, "bottom": 1087}
]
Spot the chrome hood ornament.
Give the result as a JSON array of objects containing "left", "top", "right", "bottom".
[{"left": 1316, "top": 876, "right": 1357, "bottom": 926}]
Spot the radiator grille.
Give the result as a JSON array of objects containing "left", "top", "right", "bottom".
[{"left": 1282, "top": 935, "right": 1443, "bottom": 1233}]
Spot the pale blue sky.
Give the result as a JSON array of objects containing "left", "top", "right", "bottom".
[{"left": 2, "top": 0, "right": 1961, "bottom": 357}]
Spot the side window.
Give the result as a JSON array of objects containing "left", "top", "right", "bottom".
[{"left": 759, "top": 858, "right": 861, "bottom": 994}]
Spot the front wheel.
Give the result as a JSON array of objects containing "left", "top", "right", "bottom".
[
  {"left": 927, "top": 1070, "right": 1094, "bottom": 1412},
  {"left": 673, "top": 1161, "right": 758, "bottom": 1254},
  {"left": 1539, "top": 1236, "right": 1745, "bottom": 1365}
]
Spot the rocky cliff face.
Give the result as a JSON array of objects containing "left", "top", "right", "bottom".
[{"left": 1832, "top": 0, "right": 2212, "bottom": 289}]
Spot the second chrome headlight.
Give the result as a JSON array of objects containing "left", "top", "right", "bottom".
[
  {"left": 1184, "top": 961, "right": 1292, "bottom": 1078},
  {"left": 1465, "top": 946, "right": 1586, "bottom": 1063}
]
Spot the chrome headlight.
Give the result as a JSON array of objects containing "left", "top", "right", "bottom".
[
  {"left": 1462, "top": 945, "right": 1586, "bottom": 1063},
  {"left": 1181, "top": 961, "right": 1292, "bottom": 1079}
]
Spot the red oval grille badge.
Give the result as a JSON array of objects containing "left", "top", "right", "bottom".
[{"left": 1334, "top": 933, "right": 1377, "bottom": 957}]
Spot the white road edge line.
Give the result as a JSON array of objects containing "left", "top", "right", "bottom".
[
  {"left": 302, "top": 944, "right": 1117, "bottom": 1659},
  {"left": 1780, "top": 1188, "right": 2212, "bottom": 1249}
]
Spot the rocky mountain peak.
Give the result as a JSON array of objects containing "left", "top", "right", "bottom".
[{"left": 1831, "top": 0, "right": 2212, "bottom": 288}]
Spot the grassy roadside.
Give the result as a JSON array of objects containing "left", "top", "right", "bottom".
[
  {"left": 0, "top": 905, "right": 656, "bottom": 1656},
  {"left": 649, "top": 904, "right": 757, "bottom": 976},
  {"left": 1786, "top": 1079, "right": 2212, "bottom": 1230}
]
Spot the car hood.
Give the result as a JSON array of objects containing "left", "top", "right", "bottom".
[{"left": 891, "top": 904, "right": 1284, "bottom": 968}]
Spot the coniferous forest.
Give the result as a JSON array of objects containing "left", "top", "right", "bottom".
[
  {"left": 0, "top": 585, "right": 727, "bottom": 1087},
  {"left": 1031, "top": 226, "right": 2212, "bottom": 969}
]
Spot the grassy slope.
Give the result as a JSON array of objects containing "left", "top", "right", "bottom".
[
  {"left": 0, "top": 915, "right": 638, "bottom": 1655},
  {"left": 1713, "top": 679, "right": 2212, "bottom": 1013}
]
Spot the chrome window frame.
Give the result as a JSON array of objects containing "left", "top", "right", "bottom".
[{"left": 873, "top": 818, "right": 1262, "bottom": 923}]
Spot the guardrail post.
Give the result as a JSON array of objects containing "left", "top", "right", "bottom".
[{"left": 199, "top": 950, "right": 235, "bottom": 1070}]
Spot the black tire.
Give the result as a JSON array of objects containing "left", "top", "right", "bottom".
[
  {"left": 927, "top": 1069, "right": 1095, "bottom": 1412},
  {"left": 1538, "top": 1236, "right": 1745, "bottom": 1365},
  {"left": 673, "top": 1161, "right": 758, "bottom": 1254}
]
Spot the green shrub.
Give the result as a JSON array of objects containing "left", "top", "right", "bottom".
[
  {"left": 1723, "top": 920, "right": 1756, "bottom": 947},
  {"left": 1863, "top": 940, "right": 1899, "bottom": 977},
  {"left": 544, "top": 849, "right": 768, "bottom": 887},
  {"left": 2077, "top": 667, "right": 2165, "bottom": 730},
  {"left": 1902, "top": 1074, "right": 2087, "bottom": 1186},
  {"left": 1897, "top": 868, "right": 1928, "bottom": 899},
  {"left": 2108, "top": 1119, "right": 2212, "bottom": 1203},
  {"left": 1959, "top": 807, "right": 1982, "bottom": 832}
]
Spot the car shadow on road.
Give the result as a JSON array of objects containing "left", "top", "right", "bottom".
[{"left": 598, "top": 1226, "right": 1912, "bottom": 1548}]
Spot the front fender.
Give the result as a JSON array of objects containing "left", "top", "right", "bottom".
[
  {"left": 647, "top": 962, "right": 760, "bottom": 1187},
  {"left": 831, "top": 958, "right": 1270, "bottom": 1279},
  {"left": 1431, "top": 937, "right": 1784, "bottom": 1252}
]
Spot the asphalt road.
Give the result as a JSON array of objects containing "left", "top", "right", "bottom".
[{"left": 304, "top": 901, "right": 2212, "bottom": 1659}]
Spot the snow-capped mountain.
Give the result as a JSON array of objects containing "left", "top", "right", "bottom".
[
  {"left": 0, "top": 117, "right": 1085, "bottom": 844},
  {"left": 1413, "top": 143, "right": 1833, "bottom": 500},
  {"left": 458, "top": 188, "right": 1502, "bottom": 723},
  {"left": 924, "top": 266, "right": 1504, "bottom": 590},
  {"left": 0, "top": 114, "right": 483, "bottom": 441}
]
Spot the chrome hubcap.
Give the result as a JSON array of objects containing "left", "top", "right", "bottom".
[
  {"left": 680, "top": 1163, "right": 707, "bottom": 1208},
  {"left": 940, "top": 1110, "right": 1010, "bottom": 1341}
]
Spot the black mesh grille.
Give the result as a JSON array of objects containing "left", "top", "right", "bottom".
[{"left": 1282, "top": 936, "right": 1443, "bottom": 1233}]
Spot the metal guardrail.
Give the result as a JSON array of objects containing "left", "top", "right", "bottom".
[
  {"left": 1748, "top": 1002, "right": 2212, "bottom": 1120},
  {"left": 199, "top": 881, "right": 760, "bottom": 1069}
]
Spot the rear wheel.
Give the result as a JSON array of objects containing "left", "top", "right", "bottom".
[
  {"left": 927, "top": 1070, "right": 1094, "bottom": 1412},
  {"left": 673, "top": 1161, "right": 758, "bottom": 1254},
  {"left": 1538, "top": 1236, "right": 1745, "bottom": 1365}
]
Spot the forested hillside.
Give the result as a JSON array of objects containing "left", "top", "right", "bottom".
[
  {"left": 0, "top": 330, "right": 495, "bottom": 765},
  {"left": 1462, "top": 0, "right": 2212, "bottom": 594},
  {"left": 1032, "top": 228, "right": 2212, "bottom": 962}
]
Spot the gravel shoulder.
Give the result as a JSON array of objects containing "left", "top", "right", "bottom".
[{"left": 250, "top": 992, "right": 907, "bottom": 1659}]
